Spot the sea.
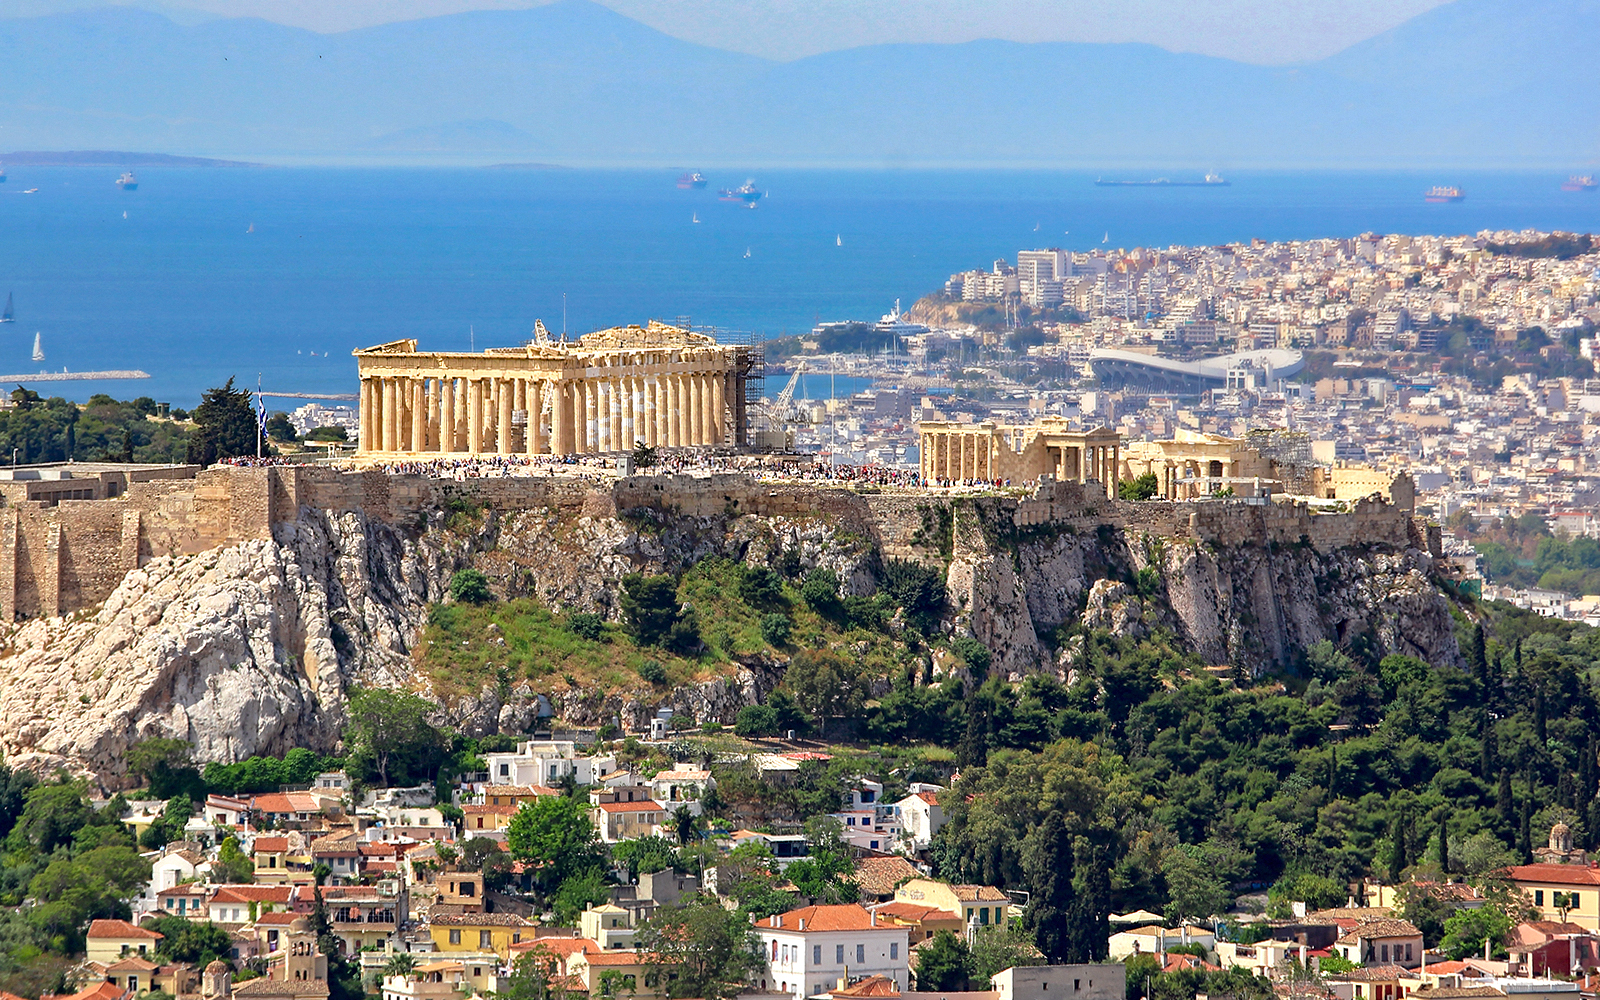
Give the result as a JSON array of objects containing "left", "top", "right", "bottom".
[{"left": 0, "top": 166, "right": 1597, "bottom": 406}]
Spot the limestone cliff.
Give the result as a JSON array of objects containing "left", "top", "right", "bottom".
[{"left": 0, "top": 474, "right": 1462, "bottom": 785}]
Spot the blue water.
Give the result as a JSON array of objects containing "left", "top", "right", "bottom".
[{"left": 0, "top": 167, "right": 1596, "bottom": 406}]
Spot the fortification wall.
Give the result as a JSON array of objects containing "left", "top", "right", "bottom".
[{"left": 0, "top": 465, "right": 1434, "bottom": 621}]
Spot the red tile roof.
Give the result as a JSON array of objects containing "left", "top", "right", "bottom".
[
  {"left": 764, "top": 904, "right": 886, "bottom": 933},
  {"left": 211, "top": 886, "right": 294, "bottom": 905},
  {"left": 596, "top": 801, "right": 663, "bottom": 813},
  {"left": 1504, "top": 864, "right": 1600, "bottom": 886},
  {"left": 253, "top": 837, "right": 290, "bottom": 852},
  {"left": 87, "top": 919, "right": 163, "bottom": 940}
]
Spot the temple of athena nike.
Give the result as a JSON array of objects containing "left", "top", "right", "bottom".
[{"left": 353, "top": 320, "right": 755, "bottom": 457}]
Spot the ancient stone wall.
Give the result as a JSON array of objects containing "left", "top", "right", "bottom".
[{"left": 0, "top": 464, "right": 1433, "bottom": 621}]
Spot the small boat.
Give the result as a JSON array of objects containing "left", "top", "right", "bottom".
[
  {"left": 1, "top": 293, "right": 13, "bottom": 323},
  {"left": 836, "top": 234, "right": 842, "bottom": 246},
  {"left": 676, "top": 172, "right": 708, "bottom": 189},
  {"left": 22, "top": 188, "right": 36, "bottom": 194},
  {"left": 692, "top": 213, "right": 699, "bottom": 224},
  {"left": 1102, "top": 232, "right": 1109, "bottom": 243},
  {"left": 117, "top": 171, "right": 138, "bottom": 190},
  {"left": 32, "top": 331, "right": 44, "bottom": 363},
  {"left": 1425, "top": 185, "right": 1464, "bottom": 203},
  {"left": 122, "top": 211, "right": 127, "bottom": 219},
  {"left": 719, "top": 180, "right": 762, "bottom": 203},
  {"left": 1562, "top": 175, "right": 1598, "bottom": 192},
  {"left": 247, "top": 222, "right": 255, "bottom": 233},
  {"left": 743, "top": 247, "right": 751, "bottom": 258},
  {"left": 1033, "top": 221, "right": 1039, "bottom": 231}
]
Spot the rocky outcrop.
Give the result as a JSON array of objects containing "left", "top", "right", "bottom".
[{"left": 0, "top": 477, "right": 1461, "bottom": 785}]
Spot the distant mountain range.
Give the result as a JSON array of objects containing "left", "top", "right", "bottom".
[{"left": 0, "top": 0, "right": 1594, "bottom": 166}]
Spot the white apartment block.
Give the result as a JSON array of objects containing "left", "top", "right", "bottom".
[{"left": 755, "top": 905, "right": 910, "bottom": 1000}]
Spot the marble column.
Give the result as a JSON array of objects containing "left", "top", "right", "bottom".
[
  {"left": 550, "top": 381, "right": 568, "bottom": 455},
  {"left": 667, "top": 376, "right": 681, "bottom": 447},
  {"left": 381, "top": 378, "right": 397, "bottom": 452},
  {"left": 645, "top": 377, "right": 659, "bottom": 447},
  {"left": 711, "top": 373, "right": 725, "bottom": 445},
  {"left": 690, "top": 375, "right": 705, "bottom": 445},
  {"left": 527, "top": 380, "right": 543, "bottom": 455},
  {"left": 621, "top": 376, "right": 636, "bottom": 451},
  {"left": 609, "top": 379, "right": 624, "bottom": 452},
  {"left": 467, "top": 379, "right": 483, "bottom": 454},
  {"left": 585, "top": 379, "right": 599, "bottom": 453},
  {"left": 359, "top": 379, "right": 374, "bottom": 453},
  {"left": 498, "top": 379, "right": 514, "bottom": 456}
]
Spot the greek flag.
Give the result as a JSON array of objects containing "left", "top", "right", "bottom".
[{"left": 257, "top": 396, "right": 268, "bottom": 434}]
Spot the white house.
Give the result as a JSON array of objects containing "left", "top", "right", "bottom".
[
  {"left": 648, "top": 766, "right": 715, "bottom": 818},
  {"left": 484, "top": 741, "right": 618, "bottom": 787},
  {"left": 893, "top": 790, "right": 945, "bottom": 853},
  {"left": 131, "top": 847, "right": 204, "bottom": 918},
  {"left": 754, "top": 904, "right": 910, "bottom": 1000}
]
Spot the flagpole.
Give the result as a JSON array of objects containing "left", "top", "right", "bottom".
[{"left": 257, "top": 373, "right": 263, "bottom": 460}]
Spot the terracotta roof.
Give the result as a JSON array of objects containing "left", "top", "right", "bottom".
[
  {"left": 652, "top": 769, "right": 710, "bottom": 781},
  {"left": 250, "top": 793, "right": 322, "bottom": 815},
  {"left": 1326, "top": 966, "right": 1408, "bottom": 982},
  {"left": 854, "top": 856, "right": 920, "bottom": 897},
  {"left": 1510, "top": 920, "right": 1591, "bottom": 946},
  {"left": 764, "top": 904, "right": 885, "bottom": 933},
  {"left": 358, "top": 843, "right": 399, "bottom": 857},
  {"left": 829, "top": 975, "right": 901, "bottom": 998},
  {"left": 212, "top": 885, "right": 294, "bottom": 904},
  {"left": 1163, "top": 955, "right": 1221, "bottom": 973},
  {"left": 430, "top": 913, "right": 531, "bottom": 927},
  {"left": 414, "top": 962, "right": 465, "bottom": 974},
  {"left": 1336, "top": 919, "right": 1423, "bottom": 944},
  {"left": 87, "top": 919, "right": 163, "bottom": 940},
  {"left": 233, "top": 977, "right": 331, "bottom": 998},
  {"left": 253, "top": 912, "right": 306, "bottom": 926},
  {"left": 870, "top": 903, "right": 959, "bottom": 923},
  {"left": 1504, "top": 864, "right": 1600, "bottom": 886},
  {"left": 106, "top": 957, "right": 160, "bottom": 972},
  {"left": 511, "top": 938, "right": 599, "bottom": 958},
  {"left": 1421, "top": 962, "right": 1473, "bottom": 975},
  {"left": 580, "top": 952, "right": 658, "bottom": 967},
  {"left": 254, "top": 837, "right": 290, "bottom": 852},
  {"left": 949, "top": 885, "right": 1009, "bottom": 903},
  {"left": 464, "top": 804, "right": 520, "bottom": 815},
  {"left": 44, "top": 982, "right": 130, "bottom": 1000},
  {"left": 596, "top": 801, "right": 664, "bottom": 813},
  {"left": 1409, "top": 989, "right": 1506, "bottom": 999},
  {"left": 913, "top": 792, "right": 939, "bottom": 806}
]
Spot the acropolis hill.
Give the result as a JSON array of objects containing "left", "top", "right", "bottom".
[{"left": 0, "top": 462, "right": 1458, "bottom": 784}]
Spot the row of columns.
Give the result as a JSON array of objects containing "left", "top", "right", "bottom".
[
  {"left": 359, "top": 371, "right": 729, "bottom": 456},
  {"left": 921, "top": 431, "right": 999, "bottom": 482}
]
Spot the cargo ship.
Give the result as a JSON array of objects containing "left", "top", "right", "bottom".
[
  {"left": 1095, "top": 172, "right": 1229, "bottom": 187},
  {"left": 116, "top": 171, "right": 138, "bottom": 190},
  {"left": 676, "top": 172, "right": 707, "bottom": 189},
  {"left": 1424, "top": 186, "right": 1464, "bottom": 202},
  {"left": 1562, "top": 175, "right": 1598, "bottom": 192},
  {"left": 718, "top": 180, "right": 762, "bottom": 203}
]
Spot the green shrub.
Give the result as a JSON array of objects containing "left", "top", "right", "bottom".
[
  {"left": 800, "top": 568, "right": 843, "bottom": 619},
  {"left": 951, "top": 635, "right": 992, "bottom": 680},
  {"left": 735, "top": 704, "right": 779, "bottom": 737},
  {"left": 760, "top": 613, "right": 793, "bottom": 647},
  {"left": 449, "top": 569, "right": 493, "bottom": 604},
  {"left": 568, "top": 612, "right": 605, "bottom": 641},
  {"left": 639, "top": 659, "right": 667, "bottom": 685},
  {"left": 739, "top": 566, "right": 785, "bottom": 608}
]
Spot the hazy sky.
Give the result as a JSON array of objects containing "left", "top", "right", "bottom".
[{"left": 2, "top": 0, "right": 1452, "bottom": 63}]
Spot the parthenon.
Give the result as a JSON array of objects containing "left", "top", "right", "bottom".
[
  {"left": 917, "top": 418, "right": 1122, "bottom": 496},
  {"left": 353, "top": 321, "right": 754, "bottom": 457}
]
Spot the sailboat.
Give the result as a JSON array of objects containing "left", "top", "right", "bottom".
[
  {"left": 1, "top": 293, "right": 12, "bottom": 324},
  {"left": 743, "top": 247, "right": 751, "bottom": 258},
  {"left": 247, "top": 223, "right": 255, "bottom": 233},
  {"left": 1033, "top": 222, "right": 1040, "bottom": 231},
  {"left": 122, "top": 211, "right": 127, "bottom": 219},
  {"left": 31, "top": 332, "right": 43, "bottom": 363},
  {"left": 836, "top": 234, "right": 842, "bottom": 246},
  {"left": 1102, "top": 232, "right": 1109, "bottom": 244}
]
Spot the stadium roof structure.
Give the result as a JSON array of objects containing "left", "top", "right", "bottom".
[{"left": 1088, "top": 348, "right": 1304, "bottom": 393}]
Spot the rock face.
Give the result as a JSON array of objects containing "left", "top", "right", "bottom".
[{"left": 0, "top": 478, "right": 1461, "bottom": 785}]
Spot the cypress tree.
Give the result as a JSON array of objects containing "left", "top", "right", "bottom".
[
  {"left": 1328, "top": 746, "right": 1338, "bottom": 797},
  {"left": 1480, "top": 716, "right": 1496, "bottom": 780},
  {"left": 1023, "top": 811, "right": 1076, "bottom": 963},
  {"left": 1535, "top": 689, "right": 1548, "bottom": 745},
  {"left": 1438, "top": 813, "right": 1450, "bottom": 871},
  {"left": 1471, "top": 623, "right": 1488, "bottom": 683},
  {"left": 1067, "top": 838, "right": 1112, "bottom": 962},
  {"left": 1520, "top": 764, "right": 1535, "bottom": 862},
  {"left": 1389, "top": 814, "right": 1407, "bottom": 883},
  {"left": 1497, "top": 769, "right": 1515, "bottom": 838}
]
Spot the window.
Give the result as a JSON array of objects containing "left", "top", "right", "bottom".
[
  {"left": 836, "top": 945, "right": 844, "bottom": 964},
  {"left": 1075, "top": 982, "right": 1082, "bottom": 991},
  {"left": 499, "top": 764, "right": 509, "bottom": 776},
  {"left": 449, "top": 929, "right": 462, "bottom": 945},
  {"left": 480, "top": 930, "right": 492, "bottom": 948},
  {"left": 1405, "top": 944, "right": 1413, "bottom": 962},
  {"left": 513, "top": 933, "right": 521, "bottom": 944},
  {"left": 980, "top": 908, "right": 990, "bottom": 925},
  {"left": 890, "top": 944, "right": 899, "bottom": 961},
  {"left": 1536, "top": 890, "right": 1545, "bottom": 906},
  {"left": 814, "top": 946, "right": 821, "bottom": 964},
  {"left": 856, "top": 945, "right": 864, "bottom": 964},
  {"left": 772, "top": 941, "right": 779, "bottom": 960},
  {"left": 1381, "top": 944, "right": 1389, "bottom": 962}
]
